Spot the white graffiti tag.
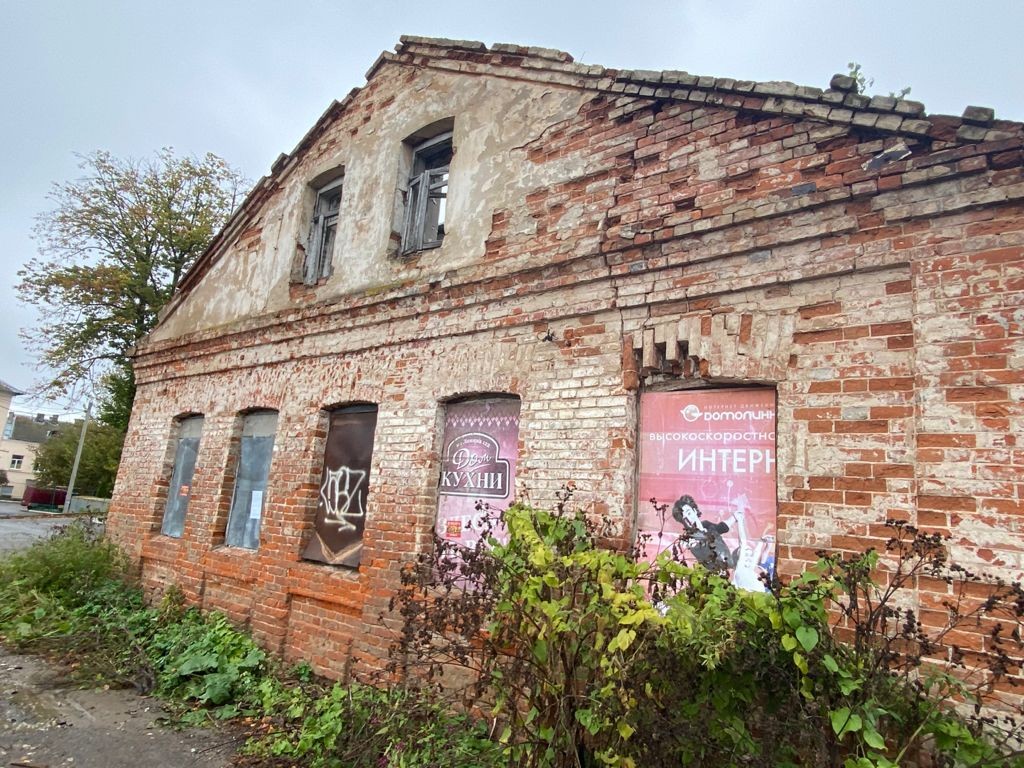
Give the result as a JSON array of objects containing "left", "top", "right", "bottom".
[{"left": 320, "top": 466, "right": 367, "bottom": 532}]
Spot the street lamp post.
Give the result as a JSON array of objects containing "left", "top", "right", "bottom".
[{"left": 64, "top": 402, "right": 91, "bottom": 513}]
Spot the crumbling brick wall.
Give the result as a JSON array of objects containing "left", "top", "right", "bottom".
[{"left": 107, "top": 38, "right": 1024, "bottom": 688}]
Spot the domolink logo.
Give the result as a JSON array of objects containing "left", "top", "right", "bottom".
[
  {"left": 681, "top": 403, "right": 701, "bottom": 422},
  {"left": 679, "top": 404, "right": 775, "bottom": 423}
]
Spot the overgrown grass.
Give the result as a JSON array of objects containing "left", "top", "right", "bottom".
[
  {"left": 0, "top": 521, "right": 502, "bottom": 767},
  {"left": 0, "top": 520, "right": 150, "bottom": 684},
  {"left": 4, "top": 515, "right": 1023, "bottom": 768},
  {"left": 248, "top": 680, "right": 500, "bottom": 768}
]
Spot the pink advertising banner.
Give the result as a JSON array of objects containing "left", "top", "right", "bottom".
[
  {"left": 637, "top": 388, "right": 777, "bottom": 591},
  {"left": 435, "top": 397, "right": 521, "bottom": 548}
]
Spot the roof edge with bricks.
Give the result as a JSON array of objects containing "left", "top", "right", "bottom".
[
  {"left": 388, "top": 36, "right": 1021, "bottom": 144},
  {"left": 167, "top": 35, "right": 1023, "bottom": 316}
]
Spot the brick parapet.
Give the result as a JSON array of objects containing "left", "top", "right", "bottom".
[{"left": 391, "top": 37, "right": 1020, "bottom": 146}]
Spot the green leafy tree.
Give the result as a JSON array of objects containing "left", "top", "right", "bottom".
[
  {"left": 18, "top": 149, "right": 248, "bottom": 429},
  {"left": 32, "top": 420, "right": 126, "bottom": 497}
]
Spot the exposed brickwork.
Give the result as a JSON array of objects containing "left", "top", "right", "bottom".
[{"left": 108, "top": 39, "right": 1023, "bottom": 695}]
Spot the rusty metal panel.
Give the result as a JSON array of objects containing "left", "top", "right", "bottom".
[{"left": 302, "top": 405, "right": 378, "bottom": 567}]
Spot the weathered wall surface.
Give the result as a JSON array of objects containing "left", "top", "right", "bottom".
[
  {"left": 150, "top": 61, "right": 593, "bottom": 341},
  {"left": 109, "top": 39, "right": 1024, "bottom": 688}
]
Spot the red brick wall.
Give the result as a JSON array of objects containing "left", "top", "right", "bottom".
[{"left": 107, "top": 47, "right": 1024, "bottom": 682}]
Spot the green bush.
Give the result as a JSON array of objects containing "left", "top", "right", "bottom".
[
  {"left": 255, "top": 682, "right": 502, "bottom": 768},
  {"left": 149, "top": 605, "right": 268, "bottom": 716},
  {"left": 4, "top": 502, "right": 1023, "bottom": 768},
  {"left": 0, "top": 520, "right": 150, "bottom": 683},
  {"left": 0, "top": 519, "right": 127, "bottom": 608},
  {"left": 393, "top": 494, "right": 1024, "bottom": 768}
]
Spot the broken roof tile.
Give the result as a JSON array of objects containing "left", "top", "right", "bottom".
[
  {"left": 398, "top": 35, "right": 487, "bottom": 51},
  {"left": 956, "top": 124, "right": 989, "bottom": 142},
  {"left": 868, "top": 95, "right": 898, "bottom": 112}
]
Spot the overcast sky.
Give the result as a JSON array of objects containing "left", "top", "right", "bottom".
[{"left": 2, "top": 0, "right": 1022, "bottom": 415}]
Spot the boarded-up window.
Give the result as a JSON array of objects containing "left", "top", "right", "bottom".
[
  {"left": 636, "top": 388, "right": 777, "bottom": 591},
  {"left": 225, "top": 411, "right": 278, "bottom": 550},
  {"left": 161, "top": 416, "right": 203, "bottom": 538},
  {"left": 302, "top": 405, "right": 378, "bottom": 567},
  {"left": 435, "top": 397, "right": 520, "bottom": 548}
]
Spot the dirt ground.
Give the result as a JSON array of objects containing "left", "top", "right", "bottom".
[
  {"left": 0, "top": 509, "right": 244, "bottom": 768},
  {"left": 0, "top": 647, "right": 240, "bottom": 768}
]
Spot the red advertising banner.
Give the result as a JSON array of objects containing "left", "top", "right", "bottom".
[
  {"left": 637, "top": 388, "right": 777, "bottom": 591},
  {"left": 436, "top": 397, "right": 521, "bottom": 548}
]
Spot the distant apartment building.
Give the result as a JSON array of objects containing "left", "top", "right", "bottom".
[{"left": 0, "top": 379, "right": 60, "bottom": 500}]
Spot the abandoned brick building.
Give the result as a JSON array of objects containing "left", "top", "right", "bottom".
[{"left": 107, "top": 36, "right": 1024, "bottom": 675}]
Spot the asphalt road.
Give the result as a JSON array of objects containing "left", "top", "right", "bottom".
[{"left": 0, "top": 501, "right": 72, "bottom": 554}]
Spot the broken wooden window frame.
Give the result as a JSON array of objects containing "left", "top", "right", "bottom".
[
  {"left": 304, "top": 175, "right": 343, "bottom": 285},
  {"left": 402, "top": 131, "right": 452, "bottom": 254}
]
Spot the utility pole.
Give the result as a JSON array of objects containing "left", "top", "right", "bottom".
[{"left": 64, "top": 401, "right": 91, "bottom": 513}]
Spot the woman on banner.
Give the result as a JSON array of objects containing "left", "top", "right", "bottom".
[
  {"left": 670, "top": 494, "right": 739, "bottom": 573},
  {"left": 671, "top": 492, "right": 773, "bottom": 591}
]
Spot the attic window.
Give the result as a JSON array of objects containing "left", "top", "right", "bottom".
[
  {"left": 304, "top": 175, "right": 343, "bottom": 284},
  {"left": 402, "top": 131, "right": 452, "bottom": 254}
]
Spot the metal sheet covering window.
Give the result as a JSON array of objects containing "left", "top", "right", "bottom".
[
  {"left": 302, "top": 404, "right": 378, "bottom": 567},
  {"left": 160, "top": 416, "right": 204, "bottom": 538},
  {"left": 225, "top": 411, "right": 278, "bottom": 550}
]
